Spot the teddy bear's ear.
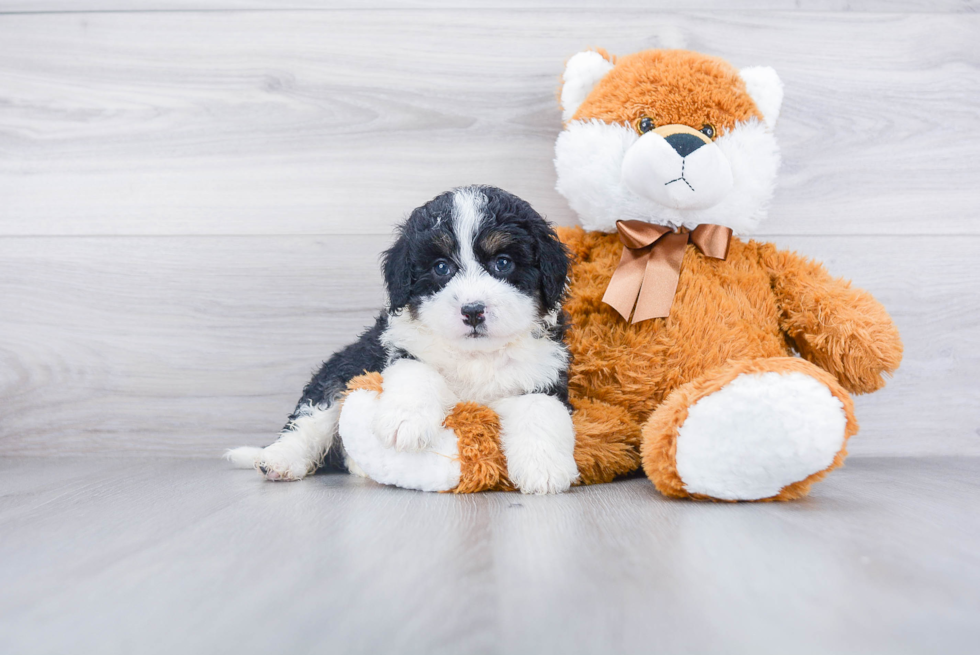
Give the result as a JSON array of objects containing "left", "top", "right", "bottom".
[
  {"left": 560, "top": 50, "right": 615, "bottom": 122},
  {"left": 739, "top": 66, "right": 784, "bottom": 130}
]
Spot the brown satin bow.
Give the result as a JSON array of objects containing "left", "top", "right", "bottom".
[{"left": 602, "top": 220, "right": 732, "bottom": 323}]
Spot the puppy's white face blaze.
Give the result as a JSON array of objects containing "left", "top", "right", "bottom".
[{"left": 415, "top": 189, "right": 538, "bottom": 350}]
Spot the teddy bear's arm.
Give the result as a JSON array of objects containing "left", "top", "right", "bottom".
[{"left": 761, "top": 244, "right": 903, "bottom": 395}]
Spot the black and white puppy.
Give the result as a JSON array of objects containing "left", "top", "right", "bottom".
[{"left": 227, "top": 185, "right": 579, "bottom": 494}]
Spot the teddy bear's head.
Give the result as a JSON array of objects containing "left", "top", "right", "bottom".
[{"left": 554, "top": 49, "right": 783, "bottom": 235}]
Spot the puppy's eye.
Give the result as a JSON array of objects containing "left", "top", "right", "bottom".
[
  {"left": 432, "top": 260, "right": 454, "bottom": 277},
  {"left": 493, "top": 255, "right": 514, "bottom": 274},
  {"left": 700, "top": 123, "right": 715, "bottom": 139},
  {"left": 636, "top": 116, "right": 655, "bottom": 134}
]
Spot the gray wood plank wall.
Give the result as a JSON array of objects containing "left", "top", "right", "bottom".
[{"left": 1, "top": 4, "right": 978, "bottom": 458}]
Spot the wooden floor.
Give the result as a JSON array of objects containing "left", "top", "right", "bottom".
[{"left": 0, "top": 456, "right": 978, "bottom": 655}]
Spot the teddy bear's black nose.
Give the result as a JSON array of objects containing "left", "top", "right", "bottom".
[{"left": 664, "top": 132, "right": 707, "bottom": 158}]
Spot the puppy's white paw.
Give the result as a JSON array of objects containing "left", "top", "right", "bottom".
[
  {"left": 227, "top": 403, "right": 338, "bottom": 482},
  {"left": 509, "top": 457, "right": 578, "bottom": 495},
  {"left": 370, "top": 358, "right": 456, "bottom": 452},
  {"left": 254, "top": 443, "right": 316, "bottom": 482},
  {"left": 494, "top": 393, "right": 579, "bottom": 495},
  {"left": 372, "top": 398, "right": 446, "bottom": 452}
]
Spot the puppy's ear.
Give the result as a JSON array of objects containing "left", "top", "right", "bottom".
[
  {"left": 381, "top": 229, "right": 413, "bottom": 313},
  {"left": 524, "top": 214, "right": 569, "bottom": 312},
  {"left": 497, "top": 193, "right": 569, "bottom": 311},
  {"left": 537, "top": 230, "right": 569, "bottom": 312}
]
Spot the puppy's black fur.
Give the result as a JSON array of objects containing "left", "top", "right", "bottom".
[{"left": 284, "top": 186, "right": 570, "bottom": 473}]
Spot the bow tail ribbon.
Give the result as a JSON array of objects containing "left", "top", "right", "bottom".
[{"left": 601, "top": 220, "right": 732, "bottom": 323}]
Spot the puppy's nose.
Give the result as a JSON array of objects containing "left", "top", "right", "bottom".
[
  {"left": 461, "top": 303, "right": 486, "bottom": 327},
  {"left": 664, "top": 132, "right": 706, "bottom": 158}
]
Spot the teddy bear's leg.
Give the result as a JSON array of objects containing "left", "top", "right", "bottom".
[
  {"left": 444, "top": 402, "right": 515, "bottom": 493},
  {"left": 641, "top": 358, "right": 858, "bottom": 502},
  {"left": 569, "top": 395, "right": 643, "bottom": 485},
  {"left": 339, "top": 387, "right": 462, "bottom": 492},
  {"left": 338, "top": 374, "right": 515, "bottom": 493}
]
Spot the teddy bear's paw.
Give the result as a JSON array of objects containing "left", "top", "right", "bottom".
[
  {"left": 674, "top": 370, "right": 847, "bottom": 500},
  {"left": 372, "top": 398, "right": 445, "bottom": 453}
]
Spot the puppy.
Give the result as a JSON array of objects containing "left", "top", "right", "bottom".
[{"left": 227, "top": 185, "right": 579, "bottom": 494}]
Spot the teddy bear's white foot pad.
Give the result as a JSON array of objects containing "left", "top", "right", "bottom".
[
  {"left": 675, "top": 371, "right": 847, "bottom": 501},
  {"left": 339, "top": 390, "right": 461, "bottom": 492}
]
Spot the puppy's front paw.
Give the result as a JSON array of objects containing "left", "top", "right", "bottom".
[
  {"left": 494, "top": 394, "right": 579, "bottom": 495},
  {"left": 372, "top": 400, "right": 445, "bottom": 452},
  {"left": 509, "top": 457, "right": 578, "bottom": 495},
  {"left": 370, "top": 359, "right": 456, "bottom": 452}
]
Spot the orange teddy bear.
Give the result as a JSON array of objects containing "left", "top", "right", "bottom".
[{"left": 343, "top": 48, "right": 902, "bottom": 501}]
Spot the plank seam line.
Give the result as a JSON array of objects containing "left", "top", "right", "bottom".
[
  {"left": 0, "top": 233, "right": 978, "bottom": 239},
  {"left": 0, "top": 8, "right": 972, "bottom": 17}
]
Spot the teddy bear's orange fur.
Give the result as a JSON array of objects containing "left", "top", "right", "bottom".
[
  {"left": 558, "top": 229, "right": 901, "bottom": 495},
  {"left": 572, "top": 49, "right": 763, "bottom": 133}
]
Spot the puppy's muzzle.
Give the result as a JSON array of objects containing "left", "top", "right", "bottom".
[{"left": 461, "top": 303, "right": 486, "bottom": 327}]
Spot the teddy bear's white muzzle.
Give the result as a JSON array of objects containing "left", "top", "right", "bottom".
[{"left": 621, "top": 129, "right": 734, "bottom": 211}]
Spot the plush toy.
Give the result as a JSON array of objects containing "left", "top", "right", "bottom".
[{"left": 340, "top": 48, "right": 903, "bottom": 501}]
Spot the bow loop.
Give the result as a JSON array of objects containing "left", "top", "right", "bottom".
[
  {"left": 615, "top": 220, "right": 671, "bottom": 250},
  {"left": 601, "top": 220, "right": 733, "bottom": 323},
  {"left": 689, "top": 223, "right": 732, "bottom": 260}
]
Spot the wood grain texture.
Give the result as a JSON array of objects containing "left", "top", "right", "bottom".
[
  {"left": 3, "top": 1, "right": 978, "bottom": 13},
  {"left": 1, "top": 457, "right": 978, "bottom": 655},
  {"left": 0, "top": 235, "right": 384, "bottom": 456},
  {"left": 0, "top": 8, "right": 977, "bottom": 460},
  {"left": 1, "top": 10, "right": 978, "bottom": 236},
  {"left": 1, "top": 234, "right": 977, "bottom": 457}
]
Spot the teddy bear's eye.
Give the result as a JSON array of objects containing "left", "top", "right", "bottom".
[
  {"left": 700, "top": 123, "right": 715, "bottom": 139},
  {"left": 636, "top": 116, "right": 656, "bottom": 134}
]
